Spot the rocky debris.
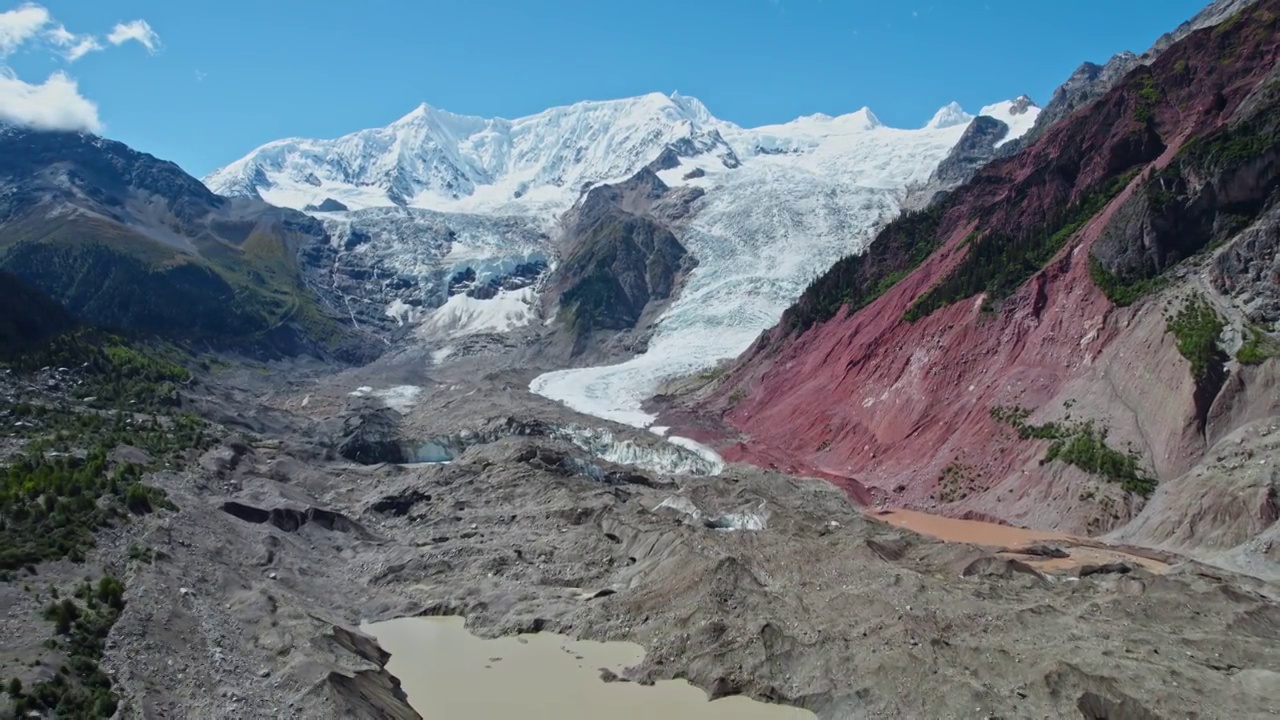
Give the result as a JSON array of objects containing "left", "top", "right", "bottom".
[
  {"left": 15, "top": 357, "right": 1265, "bottom": 720},
  {"left": 1213, "top": 203, "right": 1280, "bottom": 327},
  {"left": 1004, "top": 544, "right": 1070, "bottom": 559},
  {"left": 370, "top": 490, "right": 433, "bottom": 517},
  {"left": 338, "top": 406, "right": 405, "bottom": 465}
]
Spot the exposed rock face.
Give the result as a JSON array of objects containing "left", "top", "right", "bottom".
[
  {"left": 1092, "top": 68, "right": 1280, "bottom": 286},
  {"left": 1214, "top": 205, "right": 1280, "bottom": 326},
  {"left": 338, "top": 407, "right": 406, "bottom": 465},
  {"left": 906, "top": 115, "right": 1011, "bottom": 209},
  {"left": 0, "top": 129, "right": 370, "bottom": 360},
  {"left": 691, "top": 0, "right": 1280, "bottom": 568},
  {"left": 541, "top": 167, "right": 700, "bottom": 360}
]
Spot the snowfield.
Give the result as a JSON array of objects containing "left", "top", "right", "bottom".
[{"left": 207, "top": 91, "right": 1039, "bottom": 440}]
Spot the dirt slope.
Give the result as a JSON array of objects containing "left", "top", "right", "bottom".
[{"left": 685, "top": 1, "right": 1280, "bottom": 575}]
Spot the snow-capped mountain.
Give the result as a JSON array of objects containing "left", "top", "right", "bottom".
[
  {"left": 206, "top": 92, "right": 739, "bottom": 216},
  {"left": 207, "top": 91, "right": 1039, "bottom": 427},
  {"left": 205, "top": 92, "right": 1039, "bottom": 218}
]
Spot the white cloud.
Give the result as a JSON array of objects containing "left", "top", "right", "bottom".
[
  {"left": 0, "top": 68, "right": 100, "bottom": 131},
  {"left": 0, "top": 5, "right": 159, "bottom": 133},
  {"left": 46, "top": 24, "right": 102, "bottom": 62},
  {"left": 0, "top": 3, "right": 51, "bottom": 56},
  {"left": 107, "top": 19, "right": 159, "bottom": 53},
  {"left": 62, "top": 35, "right": 101, "bottom": 61}
]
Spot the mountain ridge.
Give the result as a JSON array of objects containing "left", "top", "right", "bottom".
[{"left": 204, "top": 92, "right": 1038, "bottom": 216}]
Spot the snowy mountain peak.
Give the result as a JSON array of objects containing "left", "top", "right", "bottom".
[
  {"left": 848, "top": 107, "right": 883, "bottom": 131},
  {"left": 926, "top": 101, "right": 974, "bottom": 129},
  {"left": 668, "top": 91, "right": 715, "bottom": 125},
  {"left": 204, "top": 92, "right": 744, "bottom": 213},
  {"left": 978, "top": 96, "right": 1042, "bottom": 147},
  {"left": 204, "top": 93, "right": 996, "bottom": 215}
]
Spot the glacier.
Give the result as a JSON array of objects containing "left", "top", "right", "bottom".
[
  {"left": 206, "top": 91, "right": 1039, "bottom": 447},
  {"left": 529, "top": 106, "right": 1028, "bottom": 428}
]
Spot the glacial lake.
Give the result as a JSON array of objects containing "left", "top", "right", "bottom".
[{"left": 363, "top": 616, "right": 815, "bottom": 719}]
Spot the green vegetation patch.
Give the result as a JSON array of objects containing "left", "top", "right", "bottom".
[
  {"left": 784, "top": 205, "right": 947, "bottom": 333},
  {"left": 1165, "top": 295, "right": 1226, "bottom": 381},
  {"left": 1133, "top": 73, "right": 1162, "bottom": 124},
  {"left": 1088, "top": 255, "right": 1168, "bottom": 306},
  {"left": 1236, "top": 325, "right": 1280, "bottom": 366},
  {"left": 7, "top": 576, "right": 126, "bottom": 717},
  {"left": 991, "top": 406, "right": 1156, "bottom": 496},
  {"left": 0, "top": 335, "right": 211, "bottom": 572},
  {"left": 933, "top": 461, "right": 980, "bottom": 503},
  {"left": 905, "top": 171, "right": 1138, "bottom": 323}
]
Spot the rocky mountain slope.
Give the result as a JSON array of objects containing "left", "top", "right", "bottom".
[
  {"left": 537, "top": 164, "right": 702, "bottom": 362},
  {"left": 1010, "top": 0, "right": 1259, "bottom": 152},
  {"left": 0, "top": 129, "right": 370, "bottom": 360},
  {"left": 691, "top": 0, "right": 1280, "bottom": 580}
]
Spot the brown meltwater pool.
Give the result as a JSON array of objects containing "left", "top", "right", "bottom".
[
  {"left": 869, "top": 508, "right": 1170, "bottom": 573},
  {"left": 363, "top": 616, "right": 816, "bottom": 720}
]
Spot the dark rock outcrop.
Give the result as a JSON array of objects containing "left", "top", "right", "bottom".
[
  {"left": 907, "top": 115, "right": 1011, "bottom": 209},
  {"left": 303, "top": 197, "right": 349, "bottom": 212},
  {"left": 338, "top": 408, "right": 406, "bottom": 465},
  {"left": 1093, "top": 72, "right": 1280, "bottom": 286},
  {"left": 543, "top": 167, "right": 698, "bottom": 358}
]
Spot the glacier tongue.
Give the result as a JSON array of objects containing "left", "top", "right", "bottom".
[{"left": 530, "top": 118, "right": 973, "bottom": 429}]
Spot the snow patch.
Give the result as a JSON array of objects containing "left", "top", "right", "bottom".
[
  {"left": 420, "top": 287, "right": 535, "bottom": 338},
  {"left": 979, "top": 99, "right": 1041, "bottom": 147},
  {"left": 349, "top": 385, "right": 422, "bottom": 413},
  {"left": 385, "top": 299, "right": 419, "bottom": 326}
]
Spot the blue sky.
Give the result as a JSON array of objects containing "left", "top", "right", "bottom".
[{"left": 5, "top": 0, "right": 1209, "bottom": 177}]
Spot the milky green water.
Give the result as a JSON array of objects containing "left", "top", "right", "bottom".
[{"left": 363, "top": 616, "right": 815, "bottom": 720}]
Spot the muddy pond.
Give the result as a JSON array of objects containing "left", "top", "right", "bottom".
[{"left": 364, "top": 616, "right": 815, "bottom": 719}]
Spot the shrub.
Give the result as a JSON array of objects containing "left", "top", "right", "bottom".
[
  {"left": 1236, "top": 326, "right": 1278, "bottom": 365},
  {"left": 906, "top": 171, "right": 1139, "bottom": 322},
  {"left": 991, "top": 406, "right": 1156, "bottom": 496},
  {"left": 1166, "top": 295, "right": 1226, "bottom": 381}
]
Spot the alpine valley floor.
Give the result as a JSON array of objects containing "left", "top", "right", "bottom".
[{"left": 2, "top": 345, "right": 1275, "bottom": 720}]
